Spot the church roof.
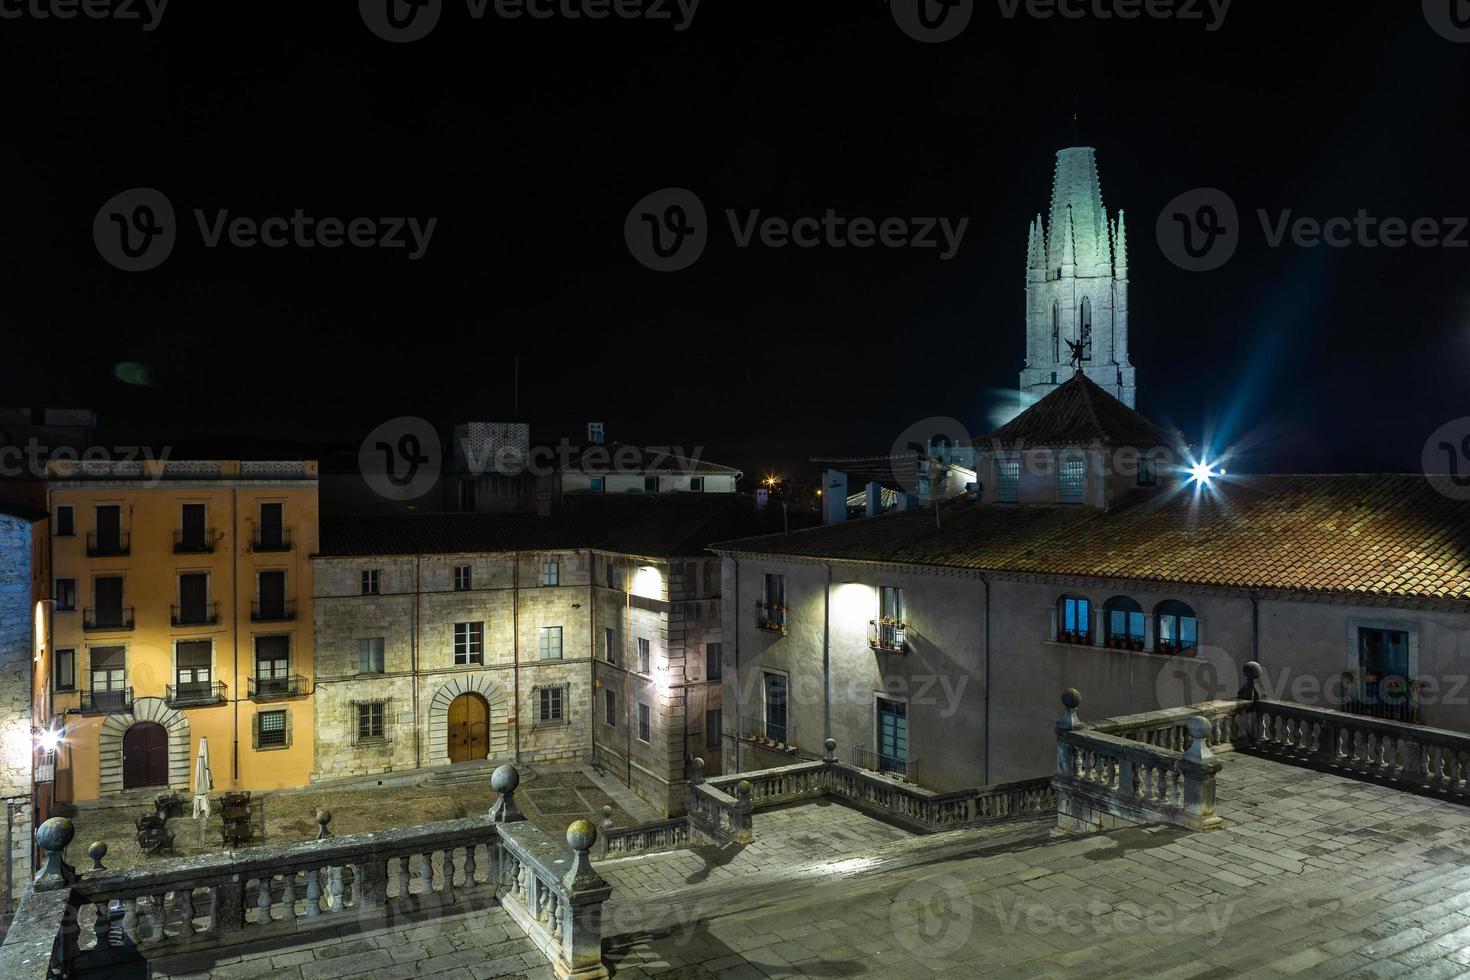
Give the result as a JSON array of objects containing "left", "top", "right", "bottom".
[
  {"left": 984, "top": 371, "right": 1178, "bottom": 448},
  {"left": 711, "top": 474, "right": 1470, "bottom": 603}
]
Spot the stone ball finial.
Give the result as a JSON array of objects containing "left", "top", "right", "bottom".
[
  {"left": 1243, "top": 661, "right": 1262, "bottom": 680},
  {"left": 491, "top": 764, "right": 519, "bottom": 794},
  {"left": 36, "top": 817, "right": 74, "bottom": 854},
  {"left": 735, "top": 780, "right": 752, "bottom": 800},
  {"left": 567, "top": 819, "right": 597, "bottom": 853},
  {"left": 86, "top": 841, "right": 108, "bottom": 871},
  {"left": 316, "top": 809, "right": 331, "bottom": 826},
  {"left": 692, "top": 757, "right": 704, "bottom": 771},
  {"left": 1186, "top": 716, "right": 1211, "bottom": 741},
  {"left": 824, "top": 737, "right": 837, "bottom": 753},
  {"left": 1062, "top": 689, "right": 1081, "bottom": 710}
]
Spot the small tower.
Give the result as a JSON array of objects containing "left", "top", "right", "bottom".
[{"left": 1021, "top": 148, "right": 1138, "bottom": 408}]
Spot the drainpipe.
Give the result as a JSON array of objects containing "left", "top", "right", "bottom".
[
  {"left": 1250, "top": 589, "right": 1260, "bottom": 680},
  {"left": 231, "top": 488, "right": 239, "bottom": 785},
  {"left": 413, "top": 557, "right": 421, "bottom": 769},
  {"left": 981, "top": 571, "right": 991, "bottom": 786},
  {"left": 731, "top": 556, "right": 740, "bottom": 773},
  {"left": 513, "top": 553, "right": 521, "bottom": 764},
  {"left": 823, "top": 563, "right": 832, "bottom": 744}
]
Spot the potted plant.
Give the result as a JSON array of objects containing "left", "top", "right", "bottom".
[{"left": 1131, "top": 639, "right": 1144, "bottom": 652}]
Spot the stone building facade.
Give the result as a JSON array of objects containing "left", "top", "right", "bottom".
[
  {"left": 0, "top": 503, "right": 47, "bottom": 906},
  {"left": 311, "top": 500, "right": 776, "bottom": 815},
  {"left": 714, "top": 384, "right": 1470, "bottom": 792}
]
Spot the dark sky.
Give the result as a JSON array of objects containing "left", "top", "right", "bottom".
[{"left": 4, "top": 1, "right": 1469, "bottom": 483}]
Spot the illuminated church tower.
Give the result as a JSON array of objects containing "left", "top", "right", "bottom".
[{"left": 1021, "top": 147, "right": 1137, "bottom": 408}]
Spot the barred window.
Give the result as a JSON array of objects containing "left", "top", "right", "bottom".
[
  {"left": 996, "top": 458, "right": 1020, "bottom": 503},
  {"left": 355, "top": 701, "right": 387, "bottom": 742},
  {"left": 257, "top": 710, "right": 288, "bottom": 749},
  {"left": 1059, "top": 457, "right": 1085, "bottom": 505},
  {"left": 454, "top": 622, "right": 484, "bottom": 665},
  {"left": 536, "top": 686, "right": 566, "bottom": 725}
]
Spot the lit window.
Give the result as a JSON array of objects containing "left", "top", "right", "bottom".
[
  {"left": 542, "top": 561, "right": 559, "bottom": 587},
  {"left": 1059, "top": 457, "right": 1085, "bottom": 505},
  {"left": 1104, "top": 597, "right": 1145, "bottom": 648},
  {"left": 996, "top": 459, "right": 1020, "bottom": 503},
  {"left": 539, "top": 626, "right": 563, "bottom": 661},
  {"left": 590, "top": 477, "right": 605, "bottom": 493},
  {"left": 257, "top": 710, "right": 287, "bottom": 748},
  {"left": 1155, "top": 601, "right": 1198, "bottom": 654},
  {"left": 454, "top": 622, "right": 484, "bottom": 665},
  {"left": 1059, "top": 595, "right": 1091, "bottom": 643},
  {"left": 358, "top": 637, "right": 385, "bottom": 674}
]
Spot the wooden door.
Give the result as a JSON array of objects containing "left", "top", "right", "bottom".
[
  {"left": 123, "top": 722, "right": 168, "bottom": 789},
  {"left": 447, "top": 693, "right": 489, "bottom": 764}
]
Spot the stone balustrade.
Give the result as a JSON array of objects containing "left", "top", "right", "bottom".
[
  {"left": 1238, "top": 698, "right": 1470, "bottom": 802},
  {"left": 1088, "top": 699, "right": 1245, "bottom": 753},
  {"left": 1053, "top": 689, "right": 1223, "bottom": 834},
  {"left": 599, "top": 817, "right": 691, "bottom": 859},
  {"left": 0, "top": 765, "right": 613, "bottom": 980}
]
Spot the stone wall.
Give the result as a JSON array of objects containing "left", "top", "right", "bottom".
[{"left": 0, "top": 513, "right": 37, "bottom": 906}]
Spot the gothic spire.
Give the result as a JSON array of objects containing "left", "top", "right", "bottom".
[{"left": 1114, "top": 210, "right": 1129, "bottom": 278}]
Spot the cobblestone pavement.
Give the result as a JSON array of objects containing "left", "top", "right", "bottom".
[
  {"left": 62, "top": 764, "right": 648, "bottom": 871},
  {"left": 595, "top": 754, "right": 1470, "bottom": 978},
  {"left": 148, "top": 905, "right": 551, "bottom": 980}
]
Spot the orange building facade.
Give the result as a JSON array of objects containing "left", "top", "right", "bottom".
[{"left": 44, "top": 460, "right": 317, "bottom": 802}]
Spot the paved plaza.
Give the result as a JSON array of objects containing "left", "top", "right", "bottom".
[{"left": 66, "top": 753, "right": 1470, "bottom": 978}]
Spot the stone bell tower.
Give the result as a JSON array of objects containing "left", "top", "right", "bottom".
[{"left": 1020, "top": 147, "right": 1137, "bottom": 409}]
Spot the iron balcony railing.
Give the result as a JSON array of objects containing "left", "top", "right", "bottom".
[
  {"left": 1339, "top": 674, "right": 1422, "bottom": 725},
  {"left": 755, "top": 601, "right": 787, "bottom": 633},
  {"left": 83, "top": 606, "right": 134, "bottom": 631},
  {"left": 251, "top": 528, "right": 292, "bottom": 553},
  {"left": 868, "top": 619, "right": 908, "bottom": 652},
  {"left": 86, "top": 531, "right": 131, "bottom": 557},
  {"left": 852, "top": 744, "right": 917, "bottom": 782},
  {"left": 249, "top": 674, "right": 307, "bottom": 700},
  {"left": 171, "top": 601, "right": 219, "bottom": 627},
  {"left": 251, "top": 599, "right": 295, "bottom": 622},
  {"left": 79, "top": 687, "right": 133, "bottom": 714},
  {"left": 166, "top": 681, "right": 227, "bottom": 708},
  {"left": 173, "top": 528, "right": 216, "bottom": 554}
]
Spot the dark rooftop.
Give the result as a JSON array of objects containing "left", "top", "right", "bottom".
[
  {"left": 984, "top": 371, "right": 1181, "bottom": 448},
  {"left": 712, "top": 473, "right": 1470, "bottom": 602}
]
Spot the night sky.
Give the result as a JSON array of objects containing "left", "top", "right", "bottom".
[{"left": 4, "top": 2, "right": 1469, "bottom": 483}]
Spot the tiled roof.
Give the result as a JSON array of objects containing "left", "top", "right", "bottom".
[
  {"left": 564, "top": 442, "right": 742, "bottom": 475},
  {"left": 985, "top": 372, "right": 1179, "bottom": 448},
  {"left": 319, "top": 494, "right": 815, "bottom": 559},
  {"left": 712, "top": 474, "right": 1470, "bottom": 602},
  {"left": 0, "top": 500, "right": 48, "bottom": 522}
]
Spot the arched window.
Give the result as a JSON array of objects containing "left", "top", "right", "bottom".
[
  {"left": 1104, "top": 596, "right": 1144, "bottom": 649},
  {"left": 1058, "top": 594, "right": 1091, "bottom": 644},
  {"left": 1079, "top": 297, "right": 1093, "bottom": 360},
  {"left": 1052, "top": 302, "right": 1060, "bottom": 362},
  {"left": 1155, "top": 600, "right": 1199, "bottom": 655}
]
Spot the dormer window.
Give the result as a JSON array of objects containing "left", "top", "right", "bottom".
[
  {"left": 996, "top": 458, "right": 1020, "bottom": 503},
  {"left": 1059, "top": 458, "right": 1085, "bottom": 505}
]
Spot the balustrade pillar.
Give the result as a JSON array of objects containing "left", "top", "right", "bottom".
[
  {"left": 355, "top": 860, "right": 389, "bottom": 911},
  {"left": 214, "top": 877, "right": 247, "bottom": 940},
  {"left": 33, "top": 817, "right": 77, "bottom": 891},
  {"left": 731, "top": 781, "right": 754, "bottom": 844},
  {"left": 489, "top": 765, "right": 524, "bottom": 823}
]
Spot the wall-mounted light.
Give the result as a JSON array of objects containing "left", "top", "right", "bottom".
[{"left": 35, "top": 726, "right": 61, "bottom": 754}]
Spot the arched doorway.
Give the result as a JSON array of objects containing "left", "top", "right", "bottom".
[
  {"left": 122, "top": 721, "right": 169, "bottom": 789},
  {"left": 447, "top": 693, "right": 489, "bottom": 764}
]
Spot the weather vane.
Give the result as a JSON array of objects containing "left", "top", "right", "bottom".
[{"left": 1065, "top": 338, "right": 1086, "bottom": 371}]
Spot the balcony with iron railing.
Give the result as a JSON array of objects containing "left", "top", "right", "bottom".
[
  {"left": 78, "top": 688, "right": 133, "bottom": 714},
  {"left": 868, "top": 618, "right": 908, "bottom": 653},
  {"left": 166, "top": 681, "right": 227, "bottom": 708},
  {"left": 249, "top": 674, "right": 308, "bottom": 701},
  {"left": 250, "top": 599, "right": 295, "bottom": 622},
  {"left": 82, "top": 607, "right": 134, "bottom": 632},
  {"left": 754, "top": 601, "right": 787, "bottom": 634},
  {"left": 251, "top": 528, "right": 292, "bottom": 553},
  {"left": 1338, "top": 672, "right": 1422, "bottom": 724},
  {"left": 851, "top": 744, "right": 917, "bottom": 782},
  {"left": 171, "top": 601, "right": 219, "bottom": 627},
  {"left": 86, "top": 531, "right": 130, "bottom": 557},
  {"left": 173, "top": 528, "right": 216, "bottom": 554}
]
